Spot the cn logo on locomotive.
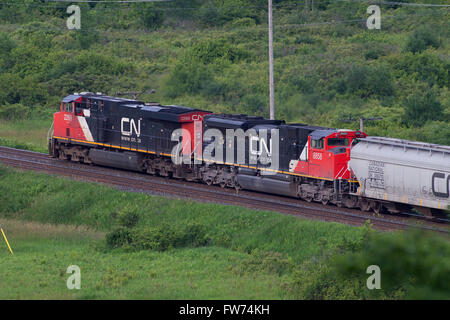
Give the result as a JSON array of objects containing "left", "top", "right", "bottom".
[
  {"left": 121, "top": 117, "right": 141, "bottom": 137},
  {"left": 432, "top": 172, "right": 450, "bottom": 198},
  {"left": 249, "top": 136, "right": 272, "bottom": 157}
]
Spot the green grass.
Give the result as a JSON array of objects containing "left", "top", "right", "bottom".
[
  {"left": 0, "top": 119, "right": 51, "bottom": 153},
  {"left": 0, "top": 164, "right": 364, "bottom": 263},
  {"left": 1, "top": 165, "right": 448, "bottom": 299},
  {"left": 0, "top": 218, "right": 286, "bottom": 299},
  {"left": 0, "top": 164, "right": 368, "bottom": 299}
]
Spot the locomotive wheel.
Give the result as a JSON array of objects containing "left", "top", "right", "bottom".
[
  {"left": 321, "top": 198, "right": 329, "bottom": 205},
  {"left": 220, "top": 181, "right": 226, "bottom": 188},
  {"left": 205, "top": 178, "right": 213, "bottom": 186},
  {"left": 359, "top": 199, "right": 371, "bottom": 212},
  {"left": 371, "top": 201, "right": 383, "bottom": 214},
  {"left": 159, "top": 168, "right": 168, "bottom": 177},
  {"left": 58, "top": 151, "right": 67, "bottom": 160}
]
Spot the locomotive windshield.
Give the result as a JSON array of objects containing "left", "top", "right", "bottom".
[
  {"left": 311, "top": 138, "right": 324, "bottom": 149},
  {"left": 327, "top": 138, "right": 349, "bottom": 146},
  {"left": 62, "top": 102, "right": 73, "bottom": 113}
]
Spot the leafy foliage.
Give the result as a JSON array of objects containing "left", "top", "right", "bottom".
[
  {"left": 405, "top": 26, "right": 441, "bottom": 54},
  {"left": 0, "top": 1, "right": 448, "bottom": 145},
  {"left": 106, "top": 223, "right": 208, "bottom": 251},
  {"left": 286, "top": 226, "right": 450, "bottom": 299},
  {"left": 402, "top": 89, "right": 445, "bottom": 127},
  {"left": 335, "top": 229, "right": 450, "bottom": 299}
]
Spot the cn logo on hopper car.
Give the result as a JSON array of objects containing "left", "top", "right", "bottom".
[{"left": 432, "top": 172, "right": 450, "bottom": 198}]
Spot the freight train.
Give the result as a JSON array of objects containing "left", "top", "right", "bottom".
[{"left": 48, "top": 93, "right": 450, "bottom": 217}]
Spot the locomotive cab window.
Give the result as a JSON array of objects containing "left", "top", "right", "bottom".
[
  {"left": 311, "top": 138, "right": 324, "bottom": 149},
  {"left": 75, "top": 102, "right": 83, "bottom": 115},
  {"left": 63, "top": 102, "right": 73, "bottom": 113},
  {"left": 327, "top": 138, "right": 349, "bottom": 147}
]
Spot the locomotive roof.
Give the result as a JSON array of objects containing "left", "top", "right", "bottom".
[
  {"left": 358, "top": 136, "right": 450, "bottom": 154},
  {"left": 63, "top": 94, "right": 144, "bottom": 104},
  {"left": 309, "top": 129, "right": 337, "bottom": 140},
  {"left": 62, "top": 94, "right": 208, "bottom": 121},
  {"left": 125, "top": 103, "right": 205, "bottom": 115},
  {"left": 204, "top": 113, "right": 285, "bottom": 129}
]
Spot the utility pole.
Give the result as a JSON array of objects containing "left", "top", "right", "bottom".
[{"left": 268, "top": 0, "right": 275, "bottom": 120}]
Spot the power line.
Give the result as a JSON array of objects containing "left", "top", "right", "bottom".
[
  {"left": 42, "top": 0, "right": 450, "bottom": 7},
  {"left": 346, "top": 0, "right": 450, "bottom": 8},
  {"left": 0, "top": 9, "right": 445, "bottom": 35},
  {"left": 0, "top": 2, "right": 310, "bottom": 10},
  {"left": 0, "top": 8, "right": 446, "bottom": 30},
  {"left": 43, "top": 0, "right": 172, "bottom": 3}
]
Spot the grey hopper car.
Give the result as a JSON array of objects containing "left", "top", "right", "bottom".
[{"left": 349, "top": 136, "right": 450, "bottom": 215}]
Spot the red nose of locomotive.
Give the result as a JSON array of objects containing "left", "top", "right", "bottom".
[{"left": 290, "top": 129, "right": 367, "bottom": 181}]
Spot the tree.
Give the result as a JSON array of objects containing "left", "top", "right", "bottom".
[
  {"left": 139, "top": 4, "right": 166, "bottom": 29},
  {"left": 405, "top": 26, "right": 440, "bottom": 54},
  {"left": 403, "top": 89, "right": 444, "bottom": 127}
]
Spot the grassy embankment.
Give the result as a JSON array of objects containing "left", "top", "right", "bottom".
[
  {"left": 0, "top": 118, "right": 51, "bottom": 153},
  {"left": 0, "top": 164, "right": 363, "bottom": 299},
  {"left": 0, "top": 165, "right": 449, "bottom": 300}
]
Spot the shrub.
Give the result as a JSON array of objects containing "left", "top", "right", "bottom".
[
  {"left": 294, "top": 34, "right": 316, "bottom": 45},
  {"left": 132, "top": 225, "right": 177, "bottom": 251},
  {"left": 335, "top": 229, "right": 450, "bottom": 299},
  {"left": 0, "top": 103, "right": 30, "bottom": 120},
  {"left": 0, "top": 73, "right": 46, "bottom": 106},
  {"left": 364, "top": 45, "right": 385, "bottom": 60},
  {"left": 163, "top": 60, "right": 213, "bottom": 97},
  {"left": 117, "top": 207, "right": 140, "bottom": 229},
  {"left": 106, "top": 223, "right": 207, "bottom": 252},
  {"left": 197, "top": 0, "right": 260, "bottom": 27},
  {"left": 390, "top": 52, "right": 449, "bottom": 88},
  {"left": 405, "top": 26, "right": 440, "bottom": 54},
  {"left": 230, "top": 17, "right": 256, "bottom": 29},
  {"left": 188, "top": 39, "right": 248, "bottom": 65},
  {"left": 286, "top": 228, "right": 450, "bottom": 299},
  {"left": 139, "top": 5, "right": 166, "bottom": 29},
  {"left": 334, "top": 64, "right": 394, "bottom": 98},
  {"left": 106, "top": 227, "right": 133, "bottom": 249},
  {"left": 71, "top": 29, "right": 100, "bottom": 50},
  {"left": 0, "top": 33, "right": 16, "bottom": 57},
  {"left": 74, "top": 52, "right": 132, "bottom": 76},
  {"left": 241, "top": 94, "right": 267, "bottom": 114},
  {"left": 402, "top": 89, "right": 444, "bottom": 127},
  {"left": 179, "top": 223, "right": 208, "bottom": 247}
]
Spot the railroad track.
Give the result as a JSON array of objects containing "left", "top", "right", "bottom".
[{"left": 0, "top": 146, "right": 448, "bottom": 234}]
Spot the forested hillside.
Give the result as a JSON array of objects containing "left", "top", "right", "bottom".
[{"left": 0, "top": 0, "right": 449, "bottom": 144}]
